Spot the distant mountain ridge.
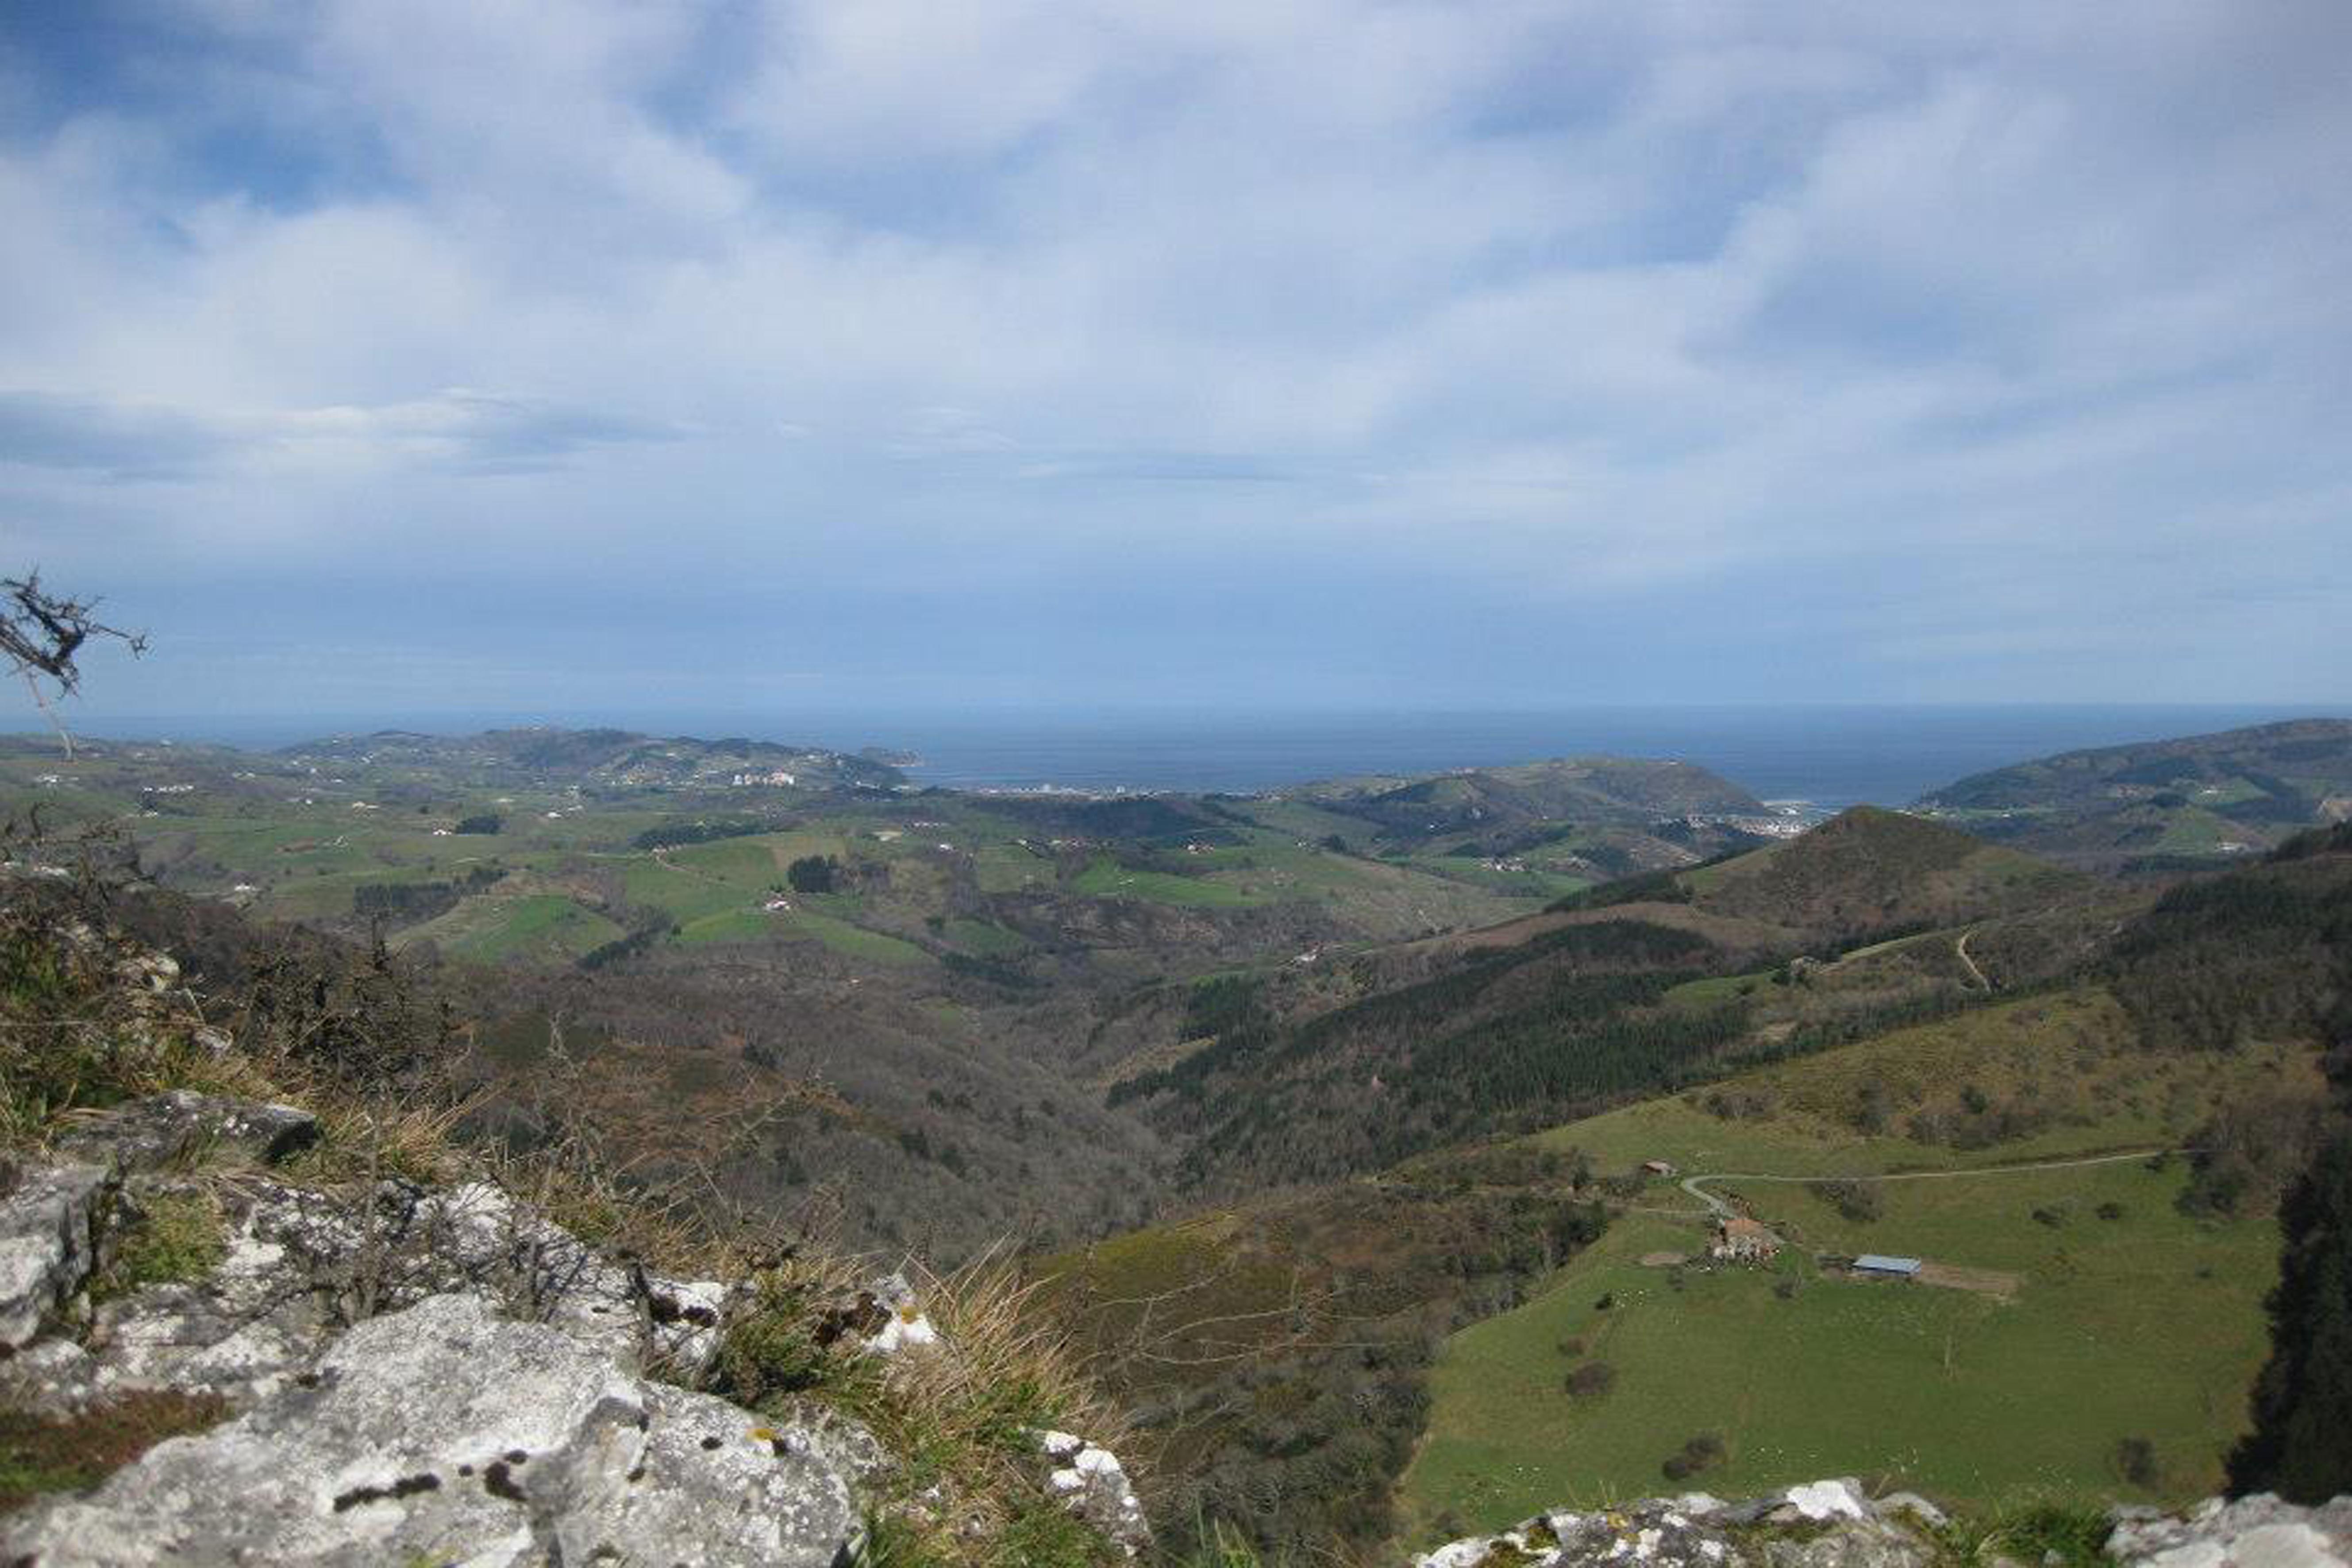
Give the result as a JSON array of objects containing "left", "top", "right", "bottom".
[
  {"left": 1261, "top": 754, "right": 1789, "bottom": 873},
  {"left": 1283, "top": 755, "right": 1767, "bottom": 825},
  {"left": 1915, "top": 717, "right": 2352, "bottom": 870},
  {"left": 277, "top": 725, "right": 909, "bottom": 791}
]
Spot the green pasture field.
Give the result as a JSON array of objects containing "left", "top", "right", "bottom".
[
  {"left": 971, "top": 842, "right": 1056, "bottom": 893},
  {"left": 1073, "top": 856, "right": 1266, "bottom": 907},
  {"left": 1398, "top": 997, "right": 2309, "bottom": 1541},
  {"left": 1400, "top": 1162, "right": 2271, "bottom": 1541},
  {"left": 1540, "top": 989, "right": 2323, "bottom": 1177},
  {"left": 1196, "top": 836, "right": 1543, "bottom": 928},
  {"left": 1224, "top": 798, "right": 1386, "bottom": 847},
  {"left": 942, "top": 917, "right": 1031, "bottom": 956},
  {"left": 410, "top": 894, "right": 625, "bottom": 965},
  {"left": 1391, "top": 853, "right": 1591, "bottom": 901},
  {"left": 779, "top": 909, "right": 929, "bottom": 965},
  {"left": 1680, "top": 843, "right": 1777, "bottom": 894},
  {"left": 674, "top": 908, "right": 778, "bottom": 946}
]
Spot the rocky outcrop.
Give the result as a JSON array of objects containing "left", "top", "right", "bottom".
[
  {"left": 1416, "top": 1481, "right": 2352, "bottom": 1568},
  {"left": 54, "top": 1088, "right": 318, "bottom": 1173},
  {"left": 2108, "top": 1494, "right": 2352, "bottom": 1568},
  {"left": 1417, "top": 1480, "right": 1934, "bottom": 1568},
  {"left": 2, "top": 1126, "right": 733, "bottom": 1418},
  {"left": 0, "top": 1161, "right": 109, "bottom": 1349},
  {"left": 2, "top": 1292, "right": 861, "bottom": 1567},
  {"left": 0, "top": 1085, "right": 1145, "bottom": 1563}
]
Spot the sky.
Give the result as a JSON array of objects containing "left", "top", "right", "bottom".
[{"left": 2, "top": 0, "right": 2348, "bottom": 724}]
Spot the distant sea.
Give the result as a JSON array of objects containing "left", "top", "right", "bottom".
[{"left": 60, "top": 704, "right": 2339, "bottom": 811}]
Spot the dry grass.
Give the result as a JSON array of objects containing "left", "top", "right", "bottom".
[
  {"left": 905, "top": 1248, "right": 1133, "bottom": 1464},
  {"left": 706, "top": 1245, "right": 1134, "bottom": 1567}
]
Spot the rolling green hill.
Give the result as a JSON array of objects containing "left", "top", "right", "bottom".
[
  {"left": 1916, "top": 718, "right": 2352, "bottom": 871},
  {"left": 1684, "top": 805, "right": 2091, "bottom": 940},
  {"left": 1112, "top": 809, "right": 2102, "bottom": 1190},
  {"left": 1265, "top": 755, "right": 1785, "bottom": 871},
  {"left": 1074, "top": 830, "right": 2352, "bottom": 1557}
]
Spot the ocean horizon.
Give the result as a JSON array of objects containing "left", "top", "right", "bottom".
[{"left": 41, "top": 702, "right": 2342, "bottom": 810}]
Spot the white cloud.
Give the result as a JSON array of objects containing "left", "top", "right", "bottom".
[
  {"left": 0, "top": 388, "right": 676, "bottom": 478},
  {"left": 1, "top": 0, "right": 2347, "bottom": 706}
]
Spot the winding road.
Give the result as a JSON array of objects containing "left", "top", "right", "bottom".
[
  {"left": 1677, "top": 1147, "right": 2185, "bottom": 1219},
  {"left": 1953, "top": 925, "right": 1989, "bottom": 990}
]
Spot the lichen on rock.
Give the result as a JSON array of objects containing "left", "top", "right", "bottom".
[
  {"left": 1416, "top": 1484, "right": 2352, "bottom": 1568},
  {"left": 0, "top": 1292, "right": 864, "bottom": 1567}
]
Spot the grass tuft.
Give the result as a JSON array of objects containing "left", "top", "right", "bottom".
[
  {"left": 1934, "top": 1501, "right": 2114, "bottom": 1568},
  {"left": 92, "top": 1189, "right": 227, "bottom": 1302}
]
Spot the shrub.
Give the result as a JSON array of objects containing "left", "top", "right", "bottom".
[
  {"left": 1810, "top": 1179, "right": 1884, "bottom": 1224},
  {"left": 708, "top": 1290, "right": 854, "bottom": 1411},
  {"left": 1566, "top": 1362, "right": 1617, "bottom": 1398},
  {"left": 1660, "top": 1432, "right": 1726, "bottom": 1481},
  {"left": 2230, "top": 1133, "right": 2352, "bottom": 1501},
  {"left": 786, "top": 855, "right": 839, "bottom": 894}
]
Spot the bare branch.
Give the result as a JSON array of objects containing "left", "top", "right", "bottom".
[
  {"left": 4, "top": 571, "right": 146, "bottom": 694},
  {"left": 4, "top": 570, "right": 146, "bottom": 757}
]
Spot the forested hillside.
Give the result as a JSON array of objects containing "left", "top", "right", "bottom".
[{"left": 1109, "top": 808, "right": 2110, "bottom": 1190}]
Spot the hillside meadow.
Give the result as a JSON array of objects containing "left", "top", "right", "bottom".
[{"left": 1396, "top": 1000, "right": 2317, "bottom": 1544}]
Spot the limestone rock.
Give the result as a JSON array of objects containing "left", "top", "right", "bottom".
[
  {"left": 380, "top": 1180, "right": 731, "bottom": 1376},
  {"left": 0, "top": 1162, "right": 111, "bottom": 1349},
  {"left": 0, "top": 1291, "right": 865, "bottom": 1568},
  {"left": 10, "top": 1173, "right": 731, "bottom": 1415},
  {"left": 1416, "top": 1483, "right": 1936, "bottom": 1568},
  {"left": 2108, "top": 1493, "right": 2352, "bottom": 1568},
  {"left": 56, "top": 1090, "right": 319, "bottom": 1175},
  {"left": 1875, "top": 1494, "right": 1948, "bottom": 1529},
  {"left": 1038, "top": 1428, "right": 1151, "bottom": 1558},
  {"left": 1778, "top": 1479, "right": 1872, "bottom": 1523},
  {"left": 112, "top": 949, "right": 180, "bottom": 994},
  {"left": 1415, "top": 1485, "right": 2352, "bottom": 1568},
  {"left": 57, "top": 1178, "right": 356, "bottom": 1408}
]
